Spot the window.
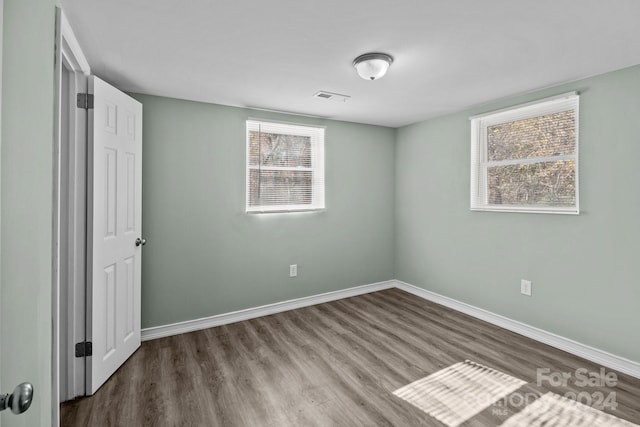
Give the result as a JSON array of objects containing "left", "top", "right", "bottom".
[
  {"left": 246, "top": 119, "right": 325, "bottom": 213},
  {"left": 470, "top": 92, "right": 579, "bottom": 214}
]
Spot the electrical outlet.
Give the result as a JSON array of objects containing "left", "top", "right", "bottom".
[
  {"left": 289, "top": 264, "right": 297, "bottom": 278},
  {"left": 521, "top": 279, "right": 532, "bottom": 296}
]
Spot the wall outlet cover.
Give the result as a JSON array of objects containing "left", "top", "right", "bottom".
[{"left": 521, "top": 279, "right": 532, "bottom": 296}]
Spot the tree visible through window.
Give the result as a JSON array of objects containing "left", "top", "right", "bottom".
[
  {"left": 470, "top": 93, "right": 579, "bottom": 214},
  {"left": 246, "top": 120, "right": 325, "bottom": 213}
]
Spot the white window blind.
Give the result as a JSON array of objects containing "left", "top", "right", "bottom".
[
  {"left": 470, "top": 92, "right": 579, "bottom": 214},
  {"left": 246, "top": 119, "right": 325, "bottom": 213}
]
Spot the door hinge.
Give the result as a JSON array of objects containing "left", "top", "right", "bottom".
[
  {"left": 77, "top": 93, "right": 94, "bottom": 110},
  {"left": 75, "top": 341, "right": 93, "bottom": 357}
]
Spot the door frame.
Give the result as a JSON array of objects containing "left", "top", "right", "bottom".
[{"left": 53, "top": 7, "right": 91, "bottom": 415}]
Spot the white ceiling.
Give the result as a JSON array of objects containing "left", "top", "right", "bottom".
[{"left": 60, "top": 0, "right": 640, "bottom": 128}]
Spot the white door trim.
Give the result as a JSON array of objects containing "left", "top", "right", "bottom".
[
  {"left": 54, "top": 7, "right": 90, "bottom": 415},
  {"left": 59, "top": 12, "right": 90, "bottom": 74}
]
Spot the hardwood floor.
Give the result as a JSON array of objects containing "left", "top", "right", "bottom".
[{"left": 61, "top": 288, "right": 640, "bottom": 426}]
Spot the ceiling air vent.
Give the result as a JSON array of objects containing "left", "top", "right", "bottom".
[{"left": 313, "top": 91, "right": 351, "bottom": 103}]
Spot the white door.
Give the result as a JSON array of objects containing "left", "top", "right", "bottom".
[{"left": 86, "top": 76, "right": 143, "bottom": 394}]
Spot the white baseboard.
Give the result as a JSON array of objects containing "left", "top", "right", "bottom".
[
  {"left": 141, "top": 278, "right": 639, "bottom": 379},
  {"left": 141, "top": 280, "right": 395, "bottom": 341},
  {"left": 394, "top": 280, "right": 640, "bottom": 379}
]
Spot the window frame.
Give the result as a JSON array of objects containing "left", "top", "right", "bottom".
[
  {"left": 470, "top": 92, "right": 580, "bottom": 215},
  {"left": 245, "top": 118, "right": 325, "bottom": 214}
]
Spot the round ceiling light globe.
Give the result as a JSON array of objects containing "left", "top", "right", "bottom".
[{"left": 353, "top": 53, "right": 394, "bottom": 81}]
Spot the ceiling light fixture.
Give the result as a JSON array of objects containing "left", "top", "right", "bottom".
[{"left": 353, "top": 53, "right": 394, "bottom": 81}]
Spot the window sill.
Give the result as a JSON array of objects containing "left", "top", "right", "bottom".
[
  {"left": 470, "top": 206, "right": 579, "bottom": 215},
  {"left": 246, "top": 207, "right": 326, "bottom": 214}
]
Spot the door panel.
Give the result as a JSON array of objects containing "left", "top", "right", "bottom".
[{"left": 86, "top": 76, "right": 142, "bottom": 394}]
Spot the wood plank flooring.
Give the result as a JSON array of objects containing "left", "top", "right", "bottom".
[{"left": 61, "top": 288, "right": 640, "bottom": 426}]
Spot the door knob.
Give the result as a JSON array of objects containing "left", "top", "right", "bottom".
[
  {"left": 135, "top": 238, "right": 146, "bottom": 247},
  {"left": 0, "top": 382, "right": 33, "bottom": 414}
]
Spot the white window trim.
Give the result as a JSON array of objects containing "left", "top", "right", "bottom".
[
  {"left": 470, "top": 92, "right": 580, "bottom": 215},
  {"left": 246, "top": 119, "right": 325, "bottom": 214}
]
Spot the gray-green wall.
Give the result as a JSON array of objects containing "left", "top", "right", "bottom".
[
  {"left": 396, "top": 65, "right": 640, "bottom": 362},
  {"left": 131, "top": 94, "right": 396, "bottom": 329},
  {"left": 1, "top": 0, "right": 56, "bottom": 426}
]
